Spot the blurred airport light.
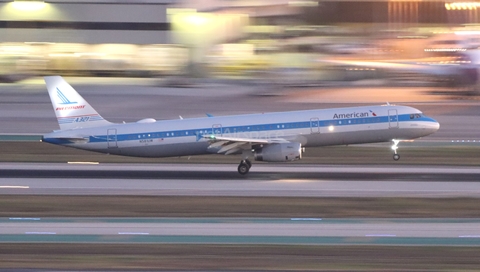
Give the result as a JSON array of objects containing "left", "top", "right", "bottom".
[
  {"left": 3, "top": 0, "right": 56, "bottom": 21},
  {"left": 168, "top": 8, "right": 249, "bottom": 77},
  {"left": 288, "top": 1, "right": 318, "bottom": 7},
  {"left": 445, "top": 2, "right": 480, "bottom": 10},
  {"left": 12, "top": 0, "right": 46, "bottom": 11}
]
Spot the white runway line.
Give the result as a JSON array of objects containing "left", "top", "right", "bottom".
[{"left": 291, "top": 218, "right": 323, "bottom": 221}]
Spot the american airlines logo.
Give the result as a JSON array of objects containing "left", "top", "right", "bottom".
[
  {"left": 55, "top": 88, "right": 85, "bottom": 111},
  {"left": 333, "top": 111, "right": 369, "bottom": 119},
  {"left": 57, "top": 88, "right": 77, "bottom": 105}
]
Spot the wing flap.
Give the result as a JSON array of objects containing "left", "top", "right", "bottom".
[
  {"left": 217, "top": 142, "right": 247, "bottom": 154},
  {"left": 208, "top": 140, "right": 229, "bottom": 149},
  {"left": 204, "top": 135, "right": 290, "bottom": 155}
]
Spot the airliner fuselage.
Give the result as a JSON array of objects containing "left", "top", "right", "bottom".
[
  {"left": 42, "top": 76, "right": 440, "bottom": 174},
  {"left": 43, "top": 105, "right": 438, "bottom": 157}
]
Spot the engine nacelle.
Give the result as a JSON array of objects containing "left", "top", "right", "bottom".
[{"left": 254, "top": 142, "right": 302, "bottom": 162}]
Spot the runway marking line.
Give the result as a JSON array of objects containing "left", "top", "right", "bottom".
[
  {"left": 0, "top": 186, "right": 29, "bottom": 189},
  {"left": 291, "top": 218, "right": 322, "bottom": 221},
  {"left": 67, "top": 162, "right": 99, "bottom": 165},
  {"left": 365, "top": 234, "right": 397, "bottom": 237}
]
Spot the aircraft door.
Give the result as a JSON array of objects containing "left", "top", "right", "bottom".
[
  {"left": 388, "top": 109, "right": 399, "bottom": 128},
  {"left": 107, "top": 128, "right": 118, "bottom": 148},
  {"left": 310, "top": 118, "right": 320, "bottom": 133},
  {"left": 212, "top": 124, "right": 223, "bottom": 136}
]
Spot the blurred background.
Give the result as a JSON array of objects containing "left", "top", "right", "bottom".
[
  {"left": 3, "top": 1, "right": 480, "bottom": 270},
  {"left": 1, "top": 0, "right": 480, "bottom": 93}
]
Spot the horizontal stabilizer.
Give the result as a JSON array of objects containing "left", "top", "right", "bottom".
[{"left": 42, "top": 136, "right": 89, "bottom": 145}]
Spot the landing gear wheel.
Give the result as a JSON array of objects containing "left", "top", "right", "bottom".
[
  {"left": 245, "top": 159, "right": 252, "bottom": 169},
  {"left": 238, "top": 163, "right": 250, "bottom": 175},
  {"left": 391, "top": 140, "right": 400, "bottom": 161}
]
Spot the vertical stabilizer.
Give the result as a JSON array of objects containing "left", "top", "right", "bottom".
[{"left": 44, "top": 76, "right": 112, "bottom": 130}]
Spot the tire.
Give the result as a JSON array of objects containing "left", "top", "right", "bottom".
[
  {"left": 238, "top": 163, "right": 249, "bottom": 175},
  {"left": 393, "top": 154, "right": 400, "bottom": 161}
]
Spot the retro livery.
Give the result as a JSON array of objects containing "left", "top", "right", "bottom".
[{"left": 42, "top": 76, "right": 440, "bottom": 174}]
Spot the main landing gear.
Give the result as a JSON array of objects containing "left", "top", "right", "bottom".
[
  {"left": 391, "top": 140, "right": 400, "bottom": 161},
  {"left": 238, "top": 159, "right": 252, "bottom": 175}
]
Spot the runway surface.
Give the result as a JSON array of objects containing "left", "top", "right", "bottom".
[
  {"left": 1, "top": 163, "right": 480, "bottom": 197},
  {"left": 2, "top": 218, "right": 480, "bottom": 246}
]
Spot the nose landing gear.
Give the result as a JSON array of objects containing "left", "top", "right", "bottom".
[{"left": 392, "top": 140, "right": 400, "bottom": 161}]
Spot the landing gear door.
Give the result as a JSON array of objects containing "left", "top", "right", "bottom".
[
  {"left": 310, "top": 118, "right": 320, "bottom": 133},
  {"left": 107, "top": 128, "right": 118, "bottom": 148},
  {"left": 388, "top": 109, "right": 399, "bottom": 128}
]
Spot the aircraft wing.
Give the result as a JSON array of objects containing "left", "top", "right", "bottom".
[{"left": 203, "top": 135, "right": 288, "bottom": 155}]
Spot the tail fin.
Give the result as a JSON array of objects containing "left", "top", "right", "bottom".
[{"left": 44, "top": 76, "right": 112, "bottom": 130}]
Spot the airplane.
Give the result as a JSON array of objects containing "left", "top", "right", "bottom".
[
  {"left": 320, "top": 49, "right": 480, "bottom": 88},
  {"left": 42, "top": 76, "right": 440, "bottom": 175}
]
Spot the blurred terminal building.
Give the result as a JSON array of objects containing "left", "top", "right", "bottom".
[{"left": 0, "top": 0, "right": 479, "bottom": 82}]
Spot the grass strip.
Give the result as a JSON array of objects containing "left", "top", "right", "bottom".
[
  {"left": 2, "top": 195, "right": 480, "bottom": 218},
  {"left": 1, "top": 244, "right": 480, "bottom": 271},
  {"left": 2, "top": 141, "right": 480, "bottom": 165}
]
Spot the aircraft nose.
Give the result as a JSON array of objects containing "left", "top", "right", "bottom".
[
  {"left": 434, "top": 120, "right": 440, "bottom": 131},
  {"left": 426, "top": 118, "right": 440, "bottom": 133}
]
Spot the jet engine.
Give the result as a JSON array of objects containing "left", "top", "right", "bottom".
[{"left": 254, "top": 142, "right": 302, "bottom": 162}]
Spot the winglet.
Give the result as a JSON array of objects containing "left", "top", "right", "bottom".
[{"left": 44, "top": 76, "right": 112, "bottom": 130}]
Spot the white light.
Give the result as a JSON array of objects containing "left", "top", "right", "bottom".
[
  {"left": 12, "top": 1, "right": 46, "bottom": 11},
  {"left": 445, "top": 2, "right": 480, "bottom": 10},
  {"left": 185, "top": 14, "right": 208, "bottom": 26},
  {"left": 328, "top": 126, "right": 334, "bottom": 132},
  {"left": 455, "top": 31, "right": 480, "bottom": 35},
  {"left": 289, "top": 1, "right": 319, "bottom": 6},
  {"left": 73, "top": 53, "right": 106, "bottom": 57},
  {"left": 67, "top": 162, "right": 99, "bottom": 165},
  {"left": 48, "top": 53, "right": 80, "bottom": 58}
]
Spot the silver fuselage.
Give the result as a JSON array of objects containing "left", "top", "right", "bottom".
[{"left": 43, "top": 104, "right": 440, "bottom": 157}]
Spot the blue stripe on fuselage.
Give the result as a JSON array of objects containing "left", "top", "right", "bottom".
[{"left": 87, "top": 114, "right": 436, "bottom": 144}]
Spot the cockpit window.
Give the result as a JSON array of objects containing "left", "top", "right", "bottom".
[{"left": 410, "top": 114, "right": 422, "bottom": 119}]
